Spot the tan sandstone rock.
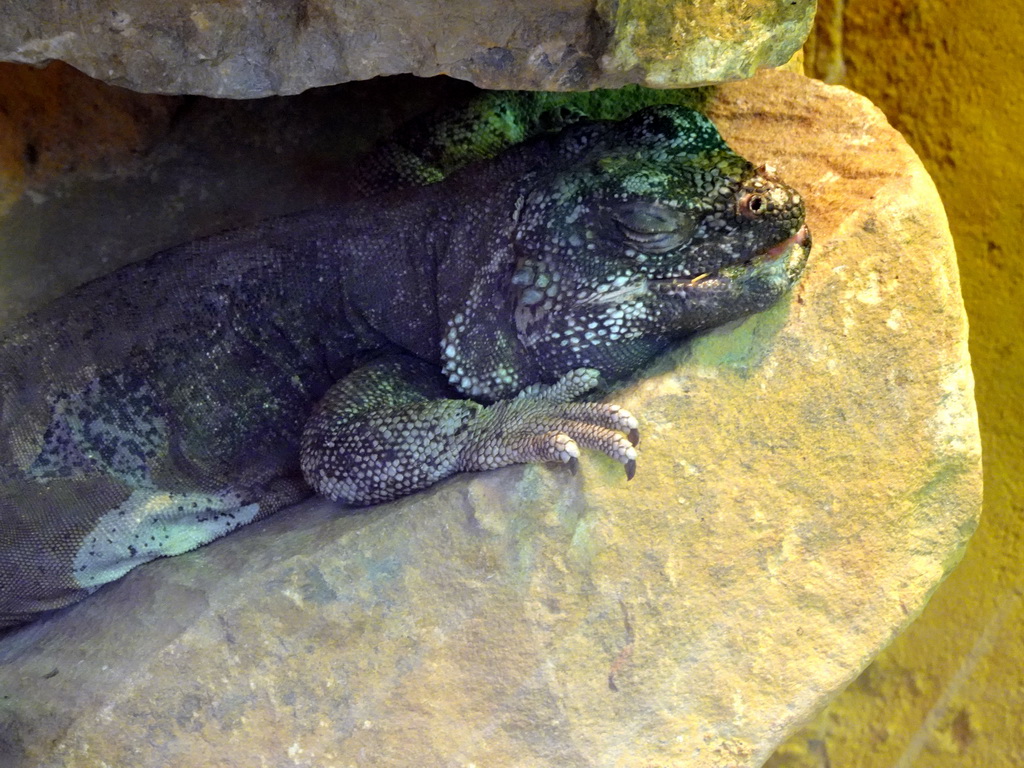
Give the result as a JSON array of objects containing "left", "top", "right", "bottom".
[
  {"left": 0, "top": 70, "right": 980, "bottom": 768},
  {"left": 0, "top": 0, "right": 814, "bottom": 97}
]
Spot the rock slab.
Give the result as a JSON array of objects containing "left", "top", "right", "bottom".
[
  {"left": 0, "top": 0, "right": 815, "bottom": 96},
  {"left": 0, "top": 70, "right": 981, "bottom": 767}
]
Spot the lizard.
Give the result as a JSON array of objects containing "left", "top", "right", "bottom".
[
  {"left": 351, "top": 85, "right": 711, "bottom": 196},
  {"left": 0, "top": 104, "right": 810, "bottom": 628}
]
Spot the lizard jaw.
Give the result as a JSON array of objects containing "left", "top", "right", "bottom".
[
  {"left": 759, "top": 225, "right": 811, "bottom": 262},
  {"left": 649, "top": 225, "right": 810, "bottom": 296}
]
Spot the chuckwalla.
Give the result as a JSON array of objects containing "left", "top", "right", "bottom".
[{"left": 0, "top": 105, "right": 810, "bottom": 627}]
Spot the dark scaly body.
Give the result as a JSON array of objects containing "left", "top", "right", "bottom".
[{"left": 0, "top": 106, "right": 809, "bottom": 627}]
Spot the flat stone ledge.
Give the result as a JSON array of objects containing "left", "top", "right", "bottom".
[{"left": 0, "top": 70, "right": 981, "bottom": 768}]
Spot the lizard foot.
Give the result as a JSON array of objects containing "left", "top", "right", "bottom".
[{"left": 460, "top": 368, "right": 640, "bottom": 480}]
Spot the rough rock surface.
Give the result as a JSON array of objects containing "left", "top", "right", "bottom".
[
  {"left": 0, "top": 70, "right": 474, "bottom": 326},
  {"left": 0, "top": 70, "right": 980, "bottom": 768},
  {"left": 0, "top": 0, "right": 815, "bottom": 97}
]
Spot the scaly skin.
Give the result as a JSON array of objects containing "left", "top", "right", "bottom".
[
  {"left": 354, "top": 86, "right": 711, "bottom": 196},
  {"left": 0, "top": 105, "right": 809, "bottom": 627}
]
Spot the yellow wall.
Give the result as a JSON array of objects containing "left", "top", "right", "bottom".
[{"left": 770, "top": 1, "right": 1024, "bottom": 765}]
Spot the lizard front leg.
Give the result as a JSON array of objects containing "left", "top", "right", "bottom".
[{"left": 300, "top": 357, "right": 639, "bottom": 506}]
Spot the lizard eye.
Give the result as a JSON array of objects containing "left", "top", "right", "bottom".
[
  {"left": 612, "top": 202, "right": 695, "bottom": 254},
  {"left": 738, "top": 193, "right": 767, "bottom": 219}
]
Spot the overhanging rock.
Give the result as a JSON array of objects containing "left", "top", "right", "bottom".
[{"left": 0, "top": 0, "right": 815, "bottom": 97}]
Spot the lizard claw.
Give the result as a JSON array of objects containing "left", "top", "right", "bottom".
[{"left": 459, "top": 371, "right": 641, "bottom": 483}]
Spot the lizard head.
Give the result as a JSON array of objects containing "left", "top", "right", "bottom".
[{"left": 509, "top": 105, "right": 811, "bottom": 381}]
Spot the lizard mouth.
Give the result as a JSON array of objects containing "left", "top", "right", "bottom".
[
  {"left": 759, "top": 225, "right": 811, "bottom": 262},
  {"left": 650, "top": 225, "right": 810, "bottom": 294}
]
